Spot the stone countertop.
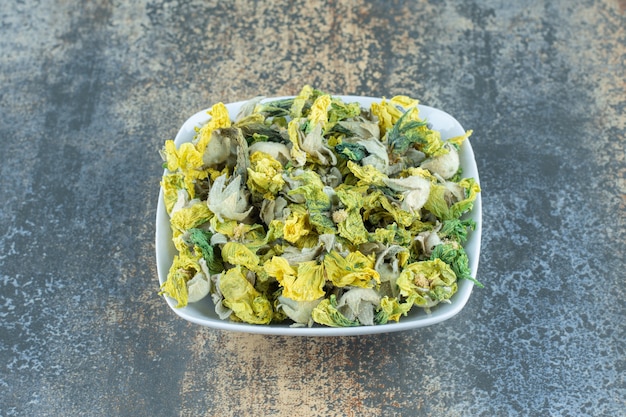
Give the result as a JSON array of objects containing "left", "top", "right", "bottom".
[{"left": 1, "top": 1, "right": 624, "bottom": 416}]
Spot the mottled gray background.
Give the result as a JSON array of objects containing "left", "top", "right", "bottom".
[{"left": 1, "top": 1, "right": 624, "bottom": 416}]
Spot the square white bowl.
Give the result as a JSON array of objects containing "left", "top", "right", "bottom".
[{"left": 155, "top": 96, "right": 482, "bottom": 336}]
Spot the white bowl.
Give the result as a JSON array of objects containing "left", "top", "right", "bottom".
[{"left": 155, "top": 96, "right": 482, "bottom": 336}]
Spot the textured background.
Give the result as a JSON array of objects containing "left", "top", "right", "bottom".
[{"left": 1, "top": 0, "right": 625, "bottom": 416}]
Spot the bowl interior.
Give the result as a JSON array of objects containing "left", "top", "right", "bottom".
[{"left": 155, "top": 96, "right": 482, "bottom": 336}]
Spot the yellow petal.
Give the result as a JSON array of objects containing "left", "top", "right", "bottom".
[
  {"left": 169, "top": 201, "right": 213, "bottom": 237},
  {"left": 323, "top": 250, "right": 379, "bottom": 288},
  {"left": 390, "top": 95, "right": 420, "bottom": 112},
  {"left": 264, "top": 256, "right": 296, "bottom": 282},
  {"left": 178, "top": 142, "right": 204, "bottom": 171},
  {"left": 396, "top": 259, "right": 458, "bottom": 307},
  {"left": 246, "top": 151, "right": 285, "bottom": 199},
  {"left": 162, "top": 140, "right": 180, "bottom": 171},
  {"left": 291, "top": 85, "right": 314, "bottom": 118},
  {"left": 161, "top": 173, "right": 184, "bottom": 214},
  {"left": 308, "top": 94, "right": 332, "bottom": 126},
  {"left": 288, "top": 261, "right": 326, "bottom": 301},
  {"left": 287, "top": 119, "right": 307, "bottom": 166},
  {"left": 221, "top": 241, "right": 260, "bottom": 271},
  {"left": 447, "top": 130, "right": 473, "bottom": 148},
  {"left": 346, "top": 161, "right": 387, "bottom": 187},
  {"left": 377, "top": 296, "right": 413, "bottom": 323},
  {"left": 161, "top": 141, "right": 206, "bottom": 198},
  {"left": 371, "top": 99, "right": 403, "bottom": 137},
  {"left": 265, "top": 257, "right": 326, "bottom": 302},
  {"left": 220, "top": 267, "right": 273, "bottom": 324},
  {"left": 196, "top": 102, "right": 232, "bottom": 153},
  {"left": 282, "top": 206, "right": 310, "bottom": 244},
  {"left": 159, "top": 251, "right": 202, "bottom": 308}
]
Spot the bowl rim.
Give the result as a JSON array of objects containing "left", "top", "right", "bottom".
[{"left": 155, "top": 95, "right": 482, "bottom": 336}]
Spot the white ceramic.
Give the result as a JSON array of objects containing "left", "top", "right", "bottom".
[{"left": 155, "top": 96, "right": 482, "bottom": 336}]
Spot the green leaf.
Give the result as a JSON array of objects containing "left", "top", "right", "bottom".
[
  {"left": 335, "top": 142, "right": 368, "bottom": 162},
  {"left": 239, "top": 125, "right": 284, "bottom": 145},
  {"left": 326, "top": 123, "right": 356, "bottom": 137},
  {"left": 188, "top": 228, "right": 224, "bottom": 275},
  {"left": 327, "top": 99, "right": 362, "bottom": 123},
  {"left": 430, "top": 243, "right": 483, "bottom": 287},
  {"left": 256, "top": 98, "right": 295, "bottom": 118},
  {"left": 387, "top": 108, "right": 429, "bottom": 154},
  {"left": 439, "top": 218, "right": 476, "bottom": 243}
]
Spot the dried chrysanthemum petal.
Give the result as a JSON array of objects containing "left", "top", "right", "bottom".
[
  {"left": 383, "top": 175, "right": 431, "bottom": 214},
  {"left": 247, "top": 151, "right": 285, "bottom": 199},
  {"left": 159, "top": 88, "right": 480, "bottom": 327},
  {"left": 420, "top": 143, "right": 460, "bottom": 179},
  {"left": 277, "top": 296, "right": 323, "bottom": 326},
  {"left": 207, "top": 174, "right": 253, "bottom": 222},
  {"left": 219, "top": 266, "right": 273, "bottom": 324},
  {"left": 335, "top": 288, "right": 381, "bottom": 326},
  {"left": 196, "top": 102, "right": 232, "bottom": 153},
  {"left": 323, "top": 250, "right": 380, "bottom": 288}
]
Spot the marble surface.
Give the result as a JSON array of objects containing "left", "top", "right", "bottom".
[{"left": 1, "top": 1, "right": 624, "bottom": 416}]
